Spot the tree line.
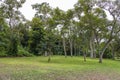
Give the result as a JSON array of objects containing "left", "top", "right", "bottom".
[{"left": 0, "top": 0, "right": 120, "bottom": 63}]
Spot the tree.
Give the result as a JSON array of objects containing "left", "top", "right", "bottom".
[
  {"left": 74, "top": 0, "right": 120, "bottom": 63},
  {"left": 18, "top": 22, "right": 30, "bottom": 48},
  {"left": 0, "top": 7, "right": 9, "bottom": 56},
  {"left": 66, "top": 9, "right": 74, "bottom": 57},
  {"left": 1, "top": 0, "right": 26, "bottom": 29},
  {"left": 29, "top": 17, "right": 45, "bottom": 55},
  {"left": 8, "top": 34, "right": 19, "bottom": 56},
  {"left": 96, "top": 0, "right": 120, "bottom": 63},
  {"left": 74, "top": 0, "right": 98, "bottom": 60},
  {"left": 52, "top": 7, "right": 68, "bottom": 58},
  {"left": 1, "top": 0, "right": 26, "bottom": 56},
  {"left": 32, "top": 2, "right": 52, "bottom": 55}
]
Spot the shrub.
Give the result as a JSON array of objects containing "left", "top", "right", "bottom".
[
  {"left": 7, "top": 35, "right": 18, "bottom": 56},
  {"left": 0, "top": 51, "right": 7, "bottom": 57},
  {"left": 0, "top": 46, "right": 7, "bottom": 57},
  {"left": 17, "top": 46, "right": 34, "bottom": 57}
]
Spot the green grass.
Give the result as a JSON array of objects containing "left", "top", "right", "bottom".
[{"left": 0, "top": 56, "right": 120, "bottom": 80}]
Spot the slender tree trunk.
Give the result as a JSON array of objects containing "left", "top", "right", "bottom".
[
  {"left": 98, "top": 15, "right": 117, "bottom": 63},
  {"left": 48, "top": 48, "right": 51, "bottom": 62},
  {"left": 99, "top": 39, "right": 112, "bottom": 63},
  {"left": 74, "top": 42, "right": 77, "bottom": 56},
  {"left": 62, "top": 36, "right": 67, "bottom": 58},
  {"left": 48, "top": 53, "right": 51, "bottom": 62},
  {"left": 112, "top": 47, "right": 115, "bottom": 60},
  {"left": 99, "top": 54, "right": 103, "bottom": 63},
  {"left": 112, "top": 52, "right": 115, "bottom": 60},
  {"left": 83, "top": 49, "right": 87, "bottom": 62},
  {"left": 83, "top": 51, "right": 86, "bottom": 62},
  {"left": 93, "top": 41, "right": 96, "bottom": 58},
  {"left": 93, "top": 52, "right": 96, "bottom": 58},
  {"left": 90, "top": 32, "right": 95, "bottom": 58},
  {"left": 90, "top": 39, "right": 94, "bottom": 58},
  {"left": 110, "top": 44, "right": 115, "bottom": 60},
  {"left": 69, "top": 39, "right": 73, "bottom": 57},
  {"left": 79, "top": 46, "right": 81, "bottom": 56}
]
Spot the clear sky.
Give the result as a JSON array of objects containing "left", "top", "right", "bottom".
[{"left": 20, "top": 0, "right": 78, "bottom": 20}]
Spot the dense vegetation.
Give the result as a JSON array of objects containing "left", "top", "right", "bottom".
[{"left": 0, "top": 0, "right": 120, "bottom": 63}]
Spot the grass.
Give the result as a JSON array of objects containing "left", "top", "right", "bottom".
[{"left": 0, "top": 56, "right": 120, "bottom": 80}]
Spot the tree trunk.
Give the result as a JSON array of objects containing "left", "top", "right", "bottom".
[
  {"left": 93, "top": 52, "right": 96, "bottom": 58},
  {"left": 90, "top": 32, "right": 95, "bottom": 58},
  {"left": 48, "top": 48, "right": 51, "bottom": 62},
  {"left": 45, "top": 51, "right": 48, "bottom": 56},
  {"left": 63, "top": 36, "right": 67, "bottom": 58},
  {"left": 93, "top": 41, "right": 96, "bottom": 58},
  {"left": 84, "top": 53, "right": 86, "bottom": 62},
  {"left": 83, "top": 50, "right": 87, "bottom": 62},
  {"left": 48, "top": 54, "right": 51, "bottom": 62},
  {"left": 79, "top": 46, "right": 81, "bottom": 56},
  {"left": 74, "top": 42, "right": 77, "bottom": 56},
  {"left": 110, "top": 44, "right": 115, "bottom": 60},
  {"left": 90, "top": 39, "right": 94, "bottom": 58},
  {"left": 99, "top": 54, "right": 103, "bottom": 63},
  {"left": 111, "top": 48, "right": 115, "bottom": 60},
  {"left": 99, "top": 38, "right": 112, "bottom": 63},
  {"left": 112, "top": 52, "right": 115, "bottom": 60},
  {"left": 69, "top": 39, "right": 73, "bottom": 57}
]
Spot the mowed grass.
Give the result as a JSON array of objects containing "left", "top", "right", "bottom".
[{"left": 0, "top": 56, "right": 120, "bottom": 80}]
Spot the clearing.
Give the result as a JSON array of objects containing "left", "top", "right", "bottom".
[{"left": 0, "top": 56, "right": 120, "bottom": 80}]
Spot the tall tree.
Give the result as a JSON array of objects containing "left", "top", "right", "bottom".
[
  {"left": 96, "top": 0, "right": 120, "bottom": 63},
  {"left": 1, "top": 0, "right": 26, "bottom": 56},
  {"left": 66, "top": 9, "right": 74, "bottom": 57},
  {"left": 1, "top": 0, "right": 26, "bottom": 29},
  {"left": 29, "top": 17, "right": 44, "bottom": 55}
]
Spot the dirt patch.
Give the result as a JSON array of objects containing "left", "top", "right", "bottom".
[
  {"left": 0, "top": 73, "right": 11, "bottom": 80},
  {"left": 55, "top": 71, "right": 120, "bottom": 80}
]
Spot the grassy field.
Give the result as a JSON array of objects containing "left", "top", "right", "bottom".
[{"left": 0, "top": 56, "right": 120, "bottom": 80}]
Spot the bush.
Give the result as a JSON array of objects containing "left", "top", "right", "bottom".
[
  {"left": 103, "top": 48, "right": 112, "bottom": 59},
  {"left": 17, "top": 46, "right": 34, "bottom": 57},
  {"left": 7, "top": 35, "right": 18, "bottom": 56},
  {"left": 0, "top": 46, "right": 7, "bottom": 57},
  {"left": 0, "top": 51, "right": 7, "bottom": 57}
]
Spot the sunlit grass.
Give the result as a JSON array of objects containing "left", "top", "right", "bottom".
[{"left": 0, "top": 56, "right": 120, "bottom": 80}]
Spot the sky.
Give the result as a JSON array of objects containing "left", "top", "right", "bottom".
[{"left": 20, "top": 0, "right": 78, "bottom": 20}]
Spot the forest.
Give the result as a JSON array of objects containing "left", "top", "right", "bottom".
[{"left": 0, "top": 0, "right": 120, "bottom": 63}]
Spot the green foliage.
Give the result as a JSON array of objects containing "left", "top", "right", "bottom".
[
  {"left": 0, "top": 46, "right": 7, "bottom": 57},
  {"left": 0, "top": 51, "right": 7, "bottom": 57},
  {"left": 103, "top": 52, "right": 112, "bottom": 59},
  {"left": 7, "top": 34, "right": 18, "bottom": 56},
  {"left": 103, "top": 48, "right": 113, "bottom": 59},
  {"left": 17, "top": 46, "right": 34, "bottom": 57},
  {"left": 18, "top": 23, "right": 30, "bottom": 48},
  {"left": 32, "top": 2, "right": 52, "bottom": 18},
  {"left": 0, "top": 10, "right": 9, "bottom": 57},
  {"left": 29, "top": 18, "right": 45, "bottom": 55}
]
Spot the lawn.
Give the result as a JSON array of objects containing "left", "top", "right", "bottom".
[{"left": 0, "top": 56, "right": 120, "bottom": 80}]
